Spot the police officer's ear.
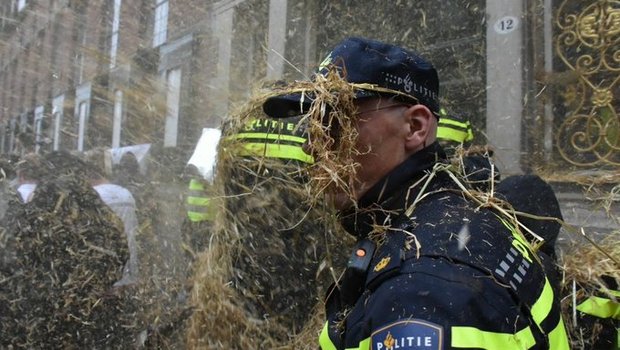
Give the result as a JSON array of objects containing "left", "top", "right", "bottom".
[{"left": 403, "top": 104, "right": 436, "bottom": 153}]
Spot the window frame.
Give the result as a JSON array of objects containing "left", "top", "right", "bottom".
[
  {"left": 52, "top": 94, "right": 65, "bottom": 151},
  {"left": 109, "top": 0, "right": 122, "bottom": 68},
  {"left": 112, "top": 89, "right": 123, "bottom": 148},
  {"left": 163, "top": 67, "right": 181, "bottom": 147},
  {"left": 74, "top": 83, "right": 91, "bottom": 152},
  {"left": 153, "top": 0, "right": 168, "bottom": 47}
]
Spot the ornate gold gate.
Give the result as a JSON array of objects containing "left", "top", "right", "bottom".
[{"left": 554, "top": 0, "right": 620, "bottom": 168}]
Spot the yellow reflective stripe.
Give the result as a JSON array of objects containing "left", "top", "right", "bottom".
[
  {"left": 497, "top": 216, "right": 534, "bottom": 263},
  {"left": 437, "top": 127, "right": 471, "bottom": 143},
  {"left": 345, "top": 337, "right": 370, "bottom": 350},
  {"left": 230, "top": 132, "right": 307, "bottom": 144},
  {"left": 188, "top": 179, "right": 205, "bottom": 191},
  {"left": 437, "top": 118, "right": 474, "bottom": 143},
  {"left": 577, "top": 295, "right": 620, "bottom": 319},
  {"left": 187, "top": 211, "right": 213, "bottom": 222},
  {"left": 451, "top": 326, "right": 536, "bottom": 349},
  {"left": 187, "top": 199, "right": 216, "bottom": 222},
  {"left": 319, "top": 322, "right": 337, "bottom": 350},
  {"left": 530, "top": 278, "right": 570, "bottom": 348},
  {"left": 187, "top": 196, "right": 211, "bottom": 206},
  {"left": 531, "top": 278, "right": 554, "bottom": 325},
  {"left": 236, "top": 143, "right": 314, "bottom": 164},
  {"left": 438, "top": 118, "right": 470, "bottom": 129},
  {"left": 438, "top": 120, "right": 474, "bottom": 142},
  {"left": 497, "top": 218, "right": 565, "bottom": 348},
  {"left": 548, "top": 317, "right": 570, "bottom": 350}
]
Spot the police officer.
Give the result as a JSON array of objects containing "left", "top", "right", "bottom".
[
  {"left": 182, "top": 162, "right": 216, "bottom": 260},
  {"left": 263, "top": 37, "right": 569, "bottom": 349},
  {"left": 182, "top": 128, "right": 221, "bottom": 266},
  {"left": 437, "top": 108, "right": 474, "bottom": 147},
  {"left": 218, "top": 111, "right": 324, "bottom": 338},
  {"left": 185, "top": 173, "right": 215, "bottom": 224},
  {"left": 183, "top": 113, "right": 313, "bottom": 237},
  {"left": 437, "top": 108, "right": 499, "bottom": 192},
  {"left": 229, "top": 115, "right": 313, "bottom": 165},
  {"left": 574, "top": 277, "right": 619, "bottom": 349}
]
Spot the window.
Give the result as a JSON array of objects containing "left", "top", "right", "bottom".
[
  {"left": 0, "top": 123, "right": 5, "bottom": 154},
  {"left": 112, "top": 90, "right": 123, "bottom": 148},
  {"left": 52, "top": 94, "right": 64, "bottom": 151},
  {"left": 52, "top": 109, "right": 62, "bottom": 151},
  {"left": 77, "top": 102, "right": 87, "bottom": 151},
  {"left": 74, "top": 83, "right": 91, "bottom": 152},
  {"left": 16, "top": 113, "right": 29, "bottom": 153},
  {"left": 153, "top": 0, "right": 168, "bottom": 47},
  {"left": 8, "top": 117, "right": 16, "bottom": 152},
  {"left": 164, "top": 68, "right": 181, "bottom": 147},
  {"left": 17, "top": 0, "right": 27, "bottom": 12},
  {"left": 110, "top": 0, "right": 122, "bottom": 68},
  {"left": 74, "top": 3, "right": 87, "bottom": 84},
  {"left": 34, "top": 106, "right": 44, "bottom": 153}
]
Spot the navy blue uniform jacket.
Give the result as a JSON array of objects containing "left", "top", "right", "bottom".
[{"left": 320, "top": 143, "right": 569, "bottom": 350}]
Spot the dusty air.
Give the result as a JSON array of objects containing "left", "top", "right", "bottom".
[{"left": 0, "top": 1, "right": 618, "bottom": 349}]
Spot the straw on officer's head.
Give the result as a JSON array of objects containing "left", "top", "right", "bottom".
[
  {"left": 263, "top": 37, "right": 440, "bottom": 120},
  {"left": 262, "top": 37, "right": 440, "bottom": 205}
]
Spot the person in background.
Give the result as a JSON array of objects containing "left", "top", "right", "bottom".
[
  {"left": 14, "top": 153, "right": 43, "bottom": 203},
  {"left": 0, "top": 154, "right": 19, "bottom": 219},
  {"left": 263, "top": 36, "right": 569, "bottom": 350},
  {"left": 0, "top": 154, "right": 20, "bottom": 266},
  {"left": 84, "top": 150, "right": 140, "bottom": 287},
  {"left": 182, "top": 163, "right": 215, "bottom": 258},
  {"left": 437, "top": 108, "right": 499, "bottom": 192},
  {"left": 436, "top": 107, "right": 474, "bottom": 148},
  {"left": 116, "top": 152, "right": 141, "bottom": 188},
  {"left": 182, "top": 127, "right": 221, "bottom": 262}
]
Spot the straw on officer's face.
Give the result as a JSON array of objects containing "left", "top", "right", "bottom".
[{"left": 296, "top": 67, "right": 364, "bottom": 208}]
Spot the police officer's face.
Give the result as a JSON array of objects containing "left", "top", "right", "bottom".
[{"left": 330, "top": 98, "right": 435, "bottom": 210}]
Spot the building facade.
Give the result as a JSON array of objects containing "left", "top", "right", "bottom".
[{"left": 0, "top": 0, "right": 618, "bottom": 228}]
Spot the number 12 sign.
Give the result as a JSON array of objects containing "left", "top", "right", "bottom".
[{"left": 494, "top": 16, "right": 519, "bottom": 34}]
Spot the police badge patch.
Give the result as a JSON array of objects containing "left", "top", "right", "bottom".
[{"left": 371, "top": 319, "right": 443, "bottom": 350}]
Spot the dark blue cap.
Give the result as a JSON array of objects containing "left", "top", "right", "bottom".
[{"left": 263, "top": 37, "right": 440, "bottom": 118}]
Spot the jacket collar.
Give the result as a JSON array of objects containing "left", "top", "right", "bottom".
[{"left": 339, "top": 142, "right": 446, "bottom": 238}]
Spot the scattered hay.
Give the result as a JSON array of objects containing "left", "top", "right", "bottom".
[
  {"left": 0, "top": 171, "right": 134, "bottom": 348},
  {"left": 254, "top": 67, "right": 362, "bottom": 208},
  {"left": 538, "top": 168, "right": 620, "bottom": 187},
  {"left": 187, "top": 81, "right": 352, "bottom": 349},
  {"left": 559, "top": 234, "right": 619, "bottom": 348},
  {"left": 561, "top": 234, "right": 619, "bottom": 294},
  {"left": 193, "top": 65, "right": 620, "bottom": 348}
]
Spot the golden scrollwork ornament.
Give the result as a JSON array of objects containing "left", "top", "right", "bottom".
[{"left": 555, "top": 0, "right": 620, "bottom": 167}]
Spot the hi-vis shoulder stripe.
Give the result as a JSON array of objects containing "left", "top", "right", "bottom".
[
  {"left": 188, "top": 179, "right": 205, "bottom": 191},
  {"left": 531, "top": 278, "right": 554, "bottom": 325},
  {"left": 451, "top": 326, "right": 536, "bottom": 349},
  {"left": 236, "top": 143, "right": 314, "bottom": 164},
  {"left": 438, "top": 118, "right": 470, "bottom": 129},
  {"left": 319, "top": 322, "right": 372, "bottom": 350},
  {"left": 548, "top": 318, "right": 569, "bottom": 350},
  {"left": 577, "top": 295, "right": 620, "bottom": 319},
  {"left": 437, "top": 119, "right": 473, "bottom": 142},
  {"left": 230, "top": 132, "right": 307, "bottom": 144},
  {"left": 319, "top": 322, "right": 337, "bottom": 350},
  {"left": 436, "top": 127, "right": 472, "bottom": 143},
  {"left": 187, "top": 196, "right": 211, "bottom": 206}
]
